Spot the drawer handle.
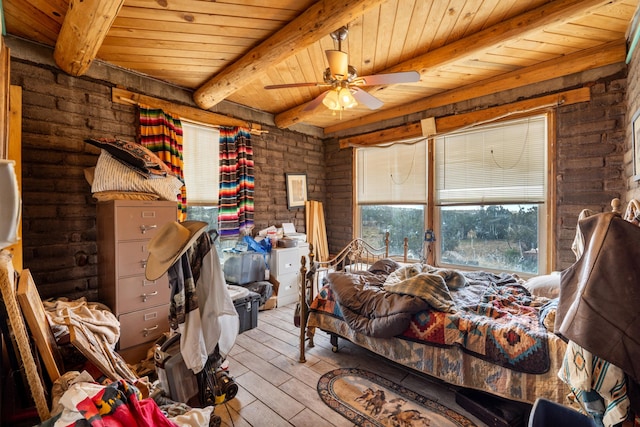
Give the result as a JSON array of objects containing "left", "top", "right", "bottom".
[
  {"left": 141, "top": 260, "right": 147, "bottom": 268},
  {"left": 140, "top": 224, "right": 157, "bottom": 234},
  {"left": 143, "top": 324, "right": 159, "bottom": 337},
  {"left": 142, "top": 291, "right": 158, "bottom": 302}
]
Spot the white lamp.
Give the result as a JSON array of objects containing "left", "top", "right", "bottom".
[{"left": 0, "top": 159, "right": 20, "bottom": 249}]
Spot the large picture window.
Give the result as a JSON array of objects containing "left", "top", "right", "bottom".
[
  {"left": 435, "top": 115, "right": 547, "bottom": 274},
  {"left": 356, "top": 114, "right": 548, "bottom": 274}
]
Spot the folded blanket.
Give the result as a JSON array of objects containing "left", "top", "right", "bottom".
[
  {"left": 383, "top": 264, "right": 467, "bottom": 313},
  {"left": 43, "top": 297, "right": 120, "bottom": 348}
]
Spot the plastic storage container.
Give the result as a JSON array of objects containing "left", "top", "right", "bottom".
[
  {"left": 223, "top": 251, "right": 266, "bottom": 285},
  {"left": 232, "top": 290, "right": 260, "bottom": 333}
]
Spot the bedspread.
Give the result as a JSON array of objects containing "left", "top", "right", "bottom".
[{"left": 312, "top": 266, "right": 557, "bottom": 374}]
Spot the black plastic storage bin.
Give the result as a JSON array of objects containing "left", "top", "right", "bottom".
[{"left": 233, "top": 290, "right": 260, "bottom": 333}]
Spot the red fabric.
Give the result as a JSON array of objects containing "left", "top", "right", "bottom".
[{"left": 55, "top": 380, "right": 179, "bottom": 427}]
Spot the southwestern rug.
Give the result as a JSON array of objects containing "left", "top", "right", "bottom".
[{"left": 318, "top": 368, "right": 478, "bottom": 427}]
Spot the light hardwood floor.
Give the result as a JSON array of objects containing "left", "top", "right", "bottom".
[{"left": 214, "top": 303, "right": 491, "bottom": 427}]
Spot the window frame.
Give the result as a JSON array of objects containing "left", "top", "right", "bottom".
[{"left": 354, "top": 111, "right": 556, "bottom": 275}]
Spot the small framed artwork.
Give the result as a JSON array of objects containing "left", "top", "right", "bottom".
[
  {"left": 634, "top": 109, "right": 640, "bottom": 180},
  {"left": 286, "top": 173, "right": 307, "bottom": 209}
]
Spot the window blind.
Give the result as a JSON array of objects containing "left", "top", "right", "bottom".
[
  {"left": 182, "top": 121, "right": 220, "bottom": 204},
  {"left": 357, "top": 139, "right": 428, "bottom": 204},
  {"left": 435, "top": 115, "right": 547, "bottom": 205}
]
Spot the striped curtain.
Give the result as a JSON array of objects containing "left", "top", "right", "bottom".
[
  {"left": 137, "top": 105, "right": 186, "bottom": 220},
  {"left": 219, "top": 126, "right": 254, "bottom": 237}
]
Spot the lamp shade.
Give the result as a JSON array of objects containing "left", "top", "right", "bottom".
[
  {"left": 0, "top": 159, "right": 20, "bottom": 249},
  {"left": 322, "top": 89, "right": 340, "bottom": 110},
  {"left": 325, "top": 50, "right": 348, "bottom": 78}
]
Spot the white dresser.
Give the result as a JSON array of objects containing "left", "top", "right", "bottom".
[
  {"left": 97, "top": 200, "right": 177, "bottom": 363},
  {"left": 268, "top": 243, "right": 309, "bottom": 306}
]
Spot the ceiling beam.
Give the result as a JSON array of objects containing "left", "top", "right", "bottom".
[
  {"left": 273, "top": 0, "right": 619, "bottom": 129},
  {"left": 192, "top": 0, "right": 386, "bottom": 110},
  {"left": 325, "top": 39, "right": 625, "bottom": 135},
  {"left": 54, "top": 0, "right": 124, "bottom": 76}
]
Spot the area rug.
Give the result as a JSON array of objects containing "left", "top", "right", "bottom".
[{"left": 318, "top": 368, "right": 478, "bottom": 427}]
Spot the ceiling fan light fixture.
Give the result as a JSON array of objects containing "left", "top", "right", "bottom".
[
  {"left": 338, "top": 87, "right": 357, "bottom": 109},
  {"left": 326, "top": 50, "right": 348, "bottom": 79},
  {"left": 322, "top": 87, "right": 357, "bottom": 111}
]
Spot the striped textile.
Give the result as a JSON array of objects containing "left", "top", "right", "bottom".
[
  {"left": 559, "top": 340, "right": 629, "bottom": 427},
  {"left": 218, "top": 126, "right": 254, "bottom": 237},
  {"left": 138, "top": 105, "right": 186, "bottom": 220}
]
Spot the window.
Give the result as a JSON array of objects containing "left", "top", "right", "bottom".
[
  {"left": 356, "top": 140, "right": 428, "bottom": 259},
  {"left": 181, "top": 121, "right": 221, "bottom": 241},
  {"left": 355, "top": 114, "right": 548, "bottom": 274},
  {"left": 435, "top": 115, "right": 547, "bottom": 274}
]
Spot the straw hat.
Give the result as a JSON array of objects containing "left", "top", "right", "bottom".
[{"left": 145, "top": 221, "right": 208, "bottom": 281}]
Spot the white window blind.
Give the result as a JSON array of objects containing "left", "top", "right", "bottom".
[
  {"left": 357, "top": 139, "right": 428, "bottom": 204},
  {"left": 435, "top": 115, "right": 546, "bottom": 205},
  {"left": 182, "top": 121, "right": 220, "bottom": 204}
]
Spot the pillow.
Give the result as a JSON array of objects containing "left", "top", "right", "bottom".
[
  {"left": 523, "top": 272, "right": 561, "bottom": 299},
  {"left": 92, "top": 151, "right": 183, "bottom": 201},
  {"left": 368, "top": 258, "right": 401, "bottom": 275},
  {"left": 85, "top": 138, "right": 175, "bottom": 178}
]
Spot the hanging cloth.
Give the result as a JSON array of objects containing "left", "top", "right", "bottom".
[
  {"left": 138, "top": 105, "right": 187, "bottom": 221},
  {"left": 218, "top": 126, "right": 254, "bottom": 237},
  {"left": 167, "top": 232, "right": 238, "bottom": 374}
]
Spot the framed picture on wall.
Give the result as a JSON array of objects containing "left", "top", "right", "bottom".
[
  {"left": 634, "top": 109, "right": 640, "bottom": 181},
  {"left": 286, "top": 173, "right": 307, "bottom": 209}
]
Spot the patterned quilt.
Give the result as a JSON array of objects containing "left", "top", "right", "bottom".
[{"left": 310, "top": 269, "right": 557, "bottom": 374}]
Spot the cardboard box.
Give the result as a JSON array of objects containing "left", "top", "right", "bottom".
[{"left": 259, "top": 276, "right": 279, "bottom": 311}]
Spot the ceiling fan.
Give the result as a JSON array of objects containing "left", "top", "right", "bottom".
[{"left": 264, "top": 26, "right": 420, "bottom": 115}]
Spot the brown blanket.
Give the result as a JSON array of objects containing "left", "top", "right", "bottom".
[
  {"left": 556, "top": 212, "right": 640, "bottom": 382},
  {"left": 329, "top": 271, "right": 429, "bottom": 338}
]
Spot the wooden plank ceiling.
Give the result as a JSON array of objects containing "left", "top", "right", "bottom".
[{"left": 2, "top": 0, "right": 639, "bottom": 136}]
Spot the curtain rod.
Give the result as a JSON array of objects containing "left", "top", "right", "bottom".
[{"left": 116, "top": 96, "right": 268, "bottom": 135}]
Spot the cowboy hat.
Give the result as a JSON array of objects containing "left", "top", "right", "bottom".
[{"left": 145, "top": 220, "right": 208, "bottom": 281}]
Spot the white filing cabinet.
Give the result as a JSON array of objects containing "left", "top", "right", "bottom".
[
  {"left": 97, "top": 200, "right": 176, "bottom": 363},
  {"left": 269, "top": 243, "right": 309, "bottom": 306}
]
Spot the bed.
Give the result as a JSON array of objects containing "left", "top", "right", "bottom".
[{"left": 296, "top": 199, "right": 635, "bottom": 408}]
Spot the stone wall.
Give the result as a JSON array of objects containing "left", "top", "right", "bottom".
[
  {"left": 10, "top": 55, "right": 323, "bottom": 301},
  {"left": 323, "top": 65, "right": 629, "bottom": 272}
]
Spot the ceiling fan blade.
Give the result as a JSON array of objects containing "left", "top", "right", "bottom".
[
  {"left": 351, "top": 87, "right": 384, "bottom": 110},
  {"left": 264, "top": 82, "right": 328, "bottom": 89},
  {"left": 303, "top": 91, "right": 330, "bottom": 112},
  {"left": 356, "top": 71, "right": 420, "bottom": 86}
]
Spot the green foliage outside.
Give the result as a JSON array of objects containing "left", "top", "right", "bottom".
[{"left": 361, "top": 204, "right": 539, "bottom": 274}]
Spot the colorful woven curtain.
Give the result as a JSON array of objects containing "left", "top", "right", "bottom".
[
  {"left": 219, "top": 126, "right": 254, "bottom": 237},
  {"left": 137, "top": 105, "right": 186, "bottom": 220}
]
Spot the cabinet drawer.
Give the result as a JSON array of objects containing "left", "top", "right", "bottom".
[
  {"left": 275, "top": 248, "right": 301, "bottom": 275},
  {"left": 277, "top": 273, "right": 299, "bottom": 306},
  {"left": 115, "top": 206, "right": 176, "bottom": 241},
  {"left": 118, "top": 305, "right": 169, "bottom": 349},
  {"left": 277, "top": 273, "right": 299, "bottom": 299},
  {"left": 117, "top": 241, "right": 150, "bottom": 277},
  {"left": 117, "top": 275, "right": 170, "bottom": 314}
]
